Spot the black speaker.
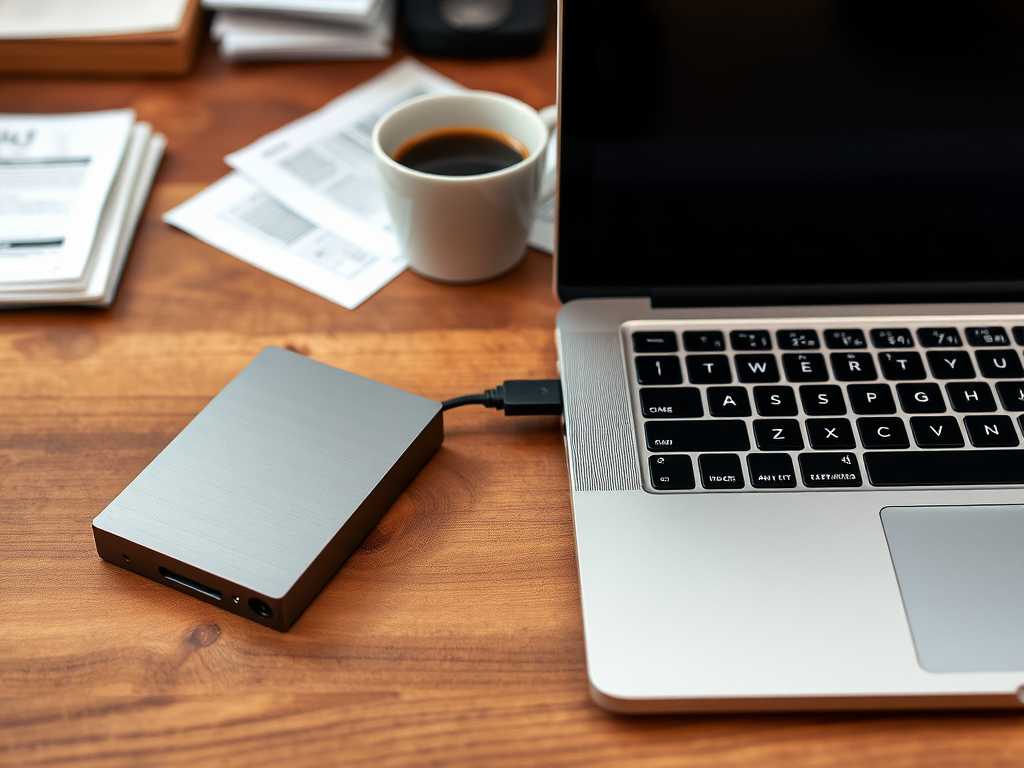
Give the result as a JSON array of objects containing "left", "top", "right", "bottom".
[{"left": 403, "top": 0, "right": 546, "bottom": 58}]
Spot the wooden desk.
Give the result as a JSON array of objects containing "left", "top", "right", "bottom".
[{"left": 2, "top": 23, "right": 1022, "bottom": 768}]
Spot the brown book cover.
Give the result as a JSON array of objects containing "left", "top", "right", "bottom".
[{"left": 0, "top": 0, "right": 204, "bottom": 76}]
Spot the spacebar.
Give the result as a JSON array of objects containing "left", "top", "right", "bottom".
[{"left": 865, "top": 450, "right": 1024, "bottom": 486}]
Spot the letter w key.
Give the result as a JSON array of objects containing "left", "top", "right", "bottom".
[{"left": 736, "top": 354, "right": 779, "bottom": 382}]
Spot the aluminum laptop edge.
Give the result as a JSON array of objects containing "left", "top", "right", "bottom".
[{"left": 552, "top": 0, "right": 1024, "bottom": 713}]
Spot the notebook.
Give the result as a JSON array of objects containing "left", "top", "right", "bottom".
[{"left": 552, "top": 0, "right": 1024, "bottom": 712}]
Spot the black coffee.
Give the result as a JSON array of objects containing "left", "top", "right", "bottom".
[{"left": 393, "top": 127, "right": 527, "bottom": 176}]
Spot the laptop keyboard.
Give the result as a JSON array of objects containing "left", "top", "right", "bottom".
[{"left": 625, "top": 320, "right": 1024, "bottom": 492}]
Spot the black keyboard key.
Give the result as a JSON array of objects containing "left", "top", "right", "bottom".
[
  {"left": 698, "top": 454, "right": 745, "bottom": 489},
  {"left": 683, "top": 330, "right": 725, "bottom": 352},
  {"left": 632, "top": 331, "right": 677, "bottom": 353},
  {"left": 1014, "top": 327, "right": 1024, "bottom": 346},
  {"left": 748, "top": 453, "right": 797, "bottom": 488},
  {"left": 649, "top": 455, "right": 695, "bottom": 490},
  {"left": 848, "top": 383, "right": 897, "bottom": 414},
  {"left": 926, "top": 350, "right": 975, "bottom": 379},
  {"left": 735, "top": 354, "right": 779, "bottom": 382},
  {"left": 645, "top": 421, "right": 750, "bottom": 452},
  {"left": 824, "top": 329, "right": 867, "bottom": 349},
  {"left": 800, "top": 385, "right": 846, "bottom": 415},
  {"left": 966, "top": 327, "right": 1010, "bottom": 346},
  {"left": 858, "top": 417, "right": 910, "bottom": 449},
  {"left": 806, "top": 418, "right": 856, "bottom": 449},
  {"left": 730, "top": 330, "right": 772, "bottom": 350},
  {"left": 707, "top": 386, "right": 751, "bottom": 417},
  {"left": 976, "top": 350, "right": 1023, "bottom": 379},
  {"left": 910, "top": 416, "right": 964, "bottom": 448},
  {"left": 865, "top": 450, "right": 1024, "bottom": 486},
  {"left": 686, "top": 354, "right": 732, "bottom": 384},
  {"left": 964, "top": 416, "right": 1020, "bottom": 448},
  {"left": 782, "top": 353, "right": 828, "bottom": 382},
  {"left": 871, "top": 328, "right": 915, "bottom": 348},
  {"left": 636, "top": 356, "right": 682, "bottom": 385},
  {"left": 830, "top": 352, "right": 877, "bottom": 381},
  {"left": 754, "top": 386, "right": 798, "bottom": 416},
  {"left": 879, "top": 351, "right": 926, "bottom": 380},
  {"left": 918, "top": 327, "right": 962, "bottom": 347},
  {"left": 946, "top": 382, "right": 996, "bottom": 413},
  {"left": 640, "top": 387, "right": 703, "bottom": 418},
  {"left": 777, "top": 330, "right": 820, "bottom": 349},
  {"left": 799, "top": 452, "right": 863, "bottom": 487},
  {"left": 897, "top": 383, "right": 946, "bottom": 413},
  {"left": 996, "top": 381, "right": 1024, "bottom": 411},
  {"left": 753, "top": 419, "right": 804, "bottom": 450}
]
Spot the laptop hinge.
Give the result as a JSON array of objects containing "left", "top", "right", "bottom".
[{"left": 650, "top": 281, "right": 1024, "bottom": 309}]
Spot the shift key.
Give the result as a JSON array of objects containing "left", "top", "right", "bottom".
[{"left": 646, "top": 420, "right": 750, "bottom": 452}]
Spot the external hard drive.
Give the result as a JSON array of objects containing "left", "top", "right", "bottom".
[{"left": 93, "top": 346, "right": 443, "bottom": 631}]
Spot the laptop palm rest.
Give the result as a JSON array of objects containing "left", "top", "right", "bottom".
[{"left": 881, "top": 505, "right": 1024, "bottom": 673}]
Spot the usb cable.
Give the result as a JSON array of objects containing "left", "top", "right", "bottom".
[{"left": 442, "top": 379, "right": 563, "bottom": 416}]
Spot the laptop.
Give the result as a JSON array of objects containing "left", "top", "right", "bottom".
[{"left": 553, "top": 0, "right": 1024, "bottom": 712}]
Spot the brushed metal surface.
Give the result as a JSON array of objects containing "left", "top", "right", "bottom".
[
  {"left": 557, "top": 330, "right": 642, "bottom": 492},
  {"left": 572, "top": 488, "right": 1024, "bottom": 712},
  {"left": 93, "top": 346, "right": 443, "bottom": 631}
]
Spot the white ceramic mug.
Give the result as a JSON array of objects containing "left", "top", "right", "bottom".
[{"left": 372, "top": 91, "right": 557, "bottom": 283}]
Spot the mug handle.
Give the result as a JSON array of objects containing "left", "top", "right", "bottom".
[{"left": 537, "top": 105, "right": 558, "bottom": 202}]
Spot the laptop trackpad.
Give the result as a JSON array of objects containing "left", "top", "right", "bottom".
[{"left": 881, "top": 505, "right": 1024, "bottom": 673}]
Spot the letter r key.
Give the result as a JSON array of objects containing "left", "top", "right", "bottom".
[{"left": 831, "top": 352, "right": 877, "bottom": 381}]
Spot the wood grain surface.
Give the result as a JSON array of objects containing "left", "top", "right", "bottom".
[{"left": 2, "top": 13, "right": 1023, "bottom": 767}]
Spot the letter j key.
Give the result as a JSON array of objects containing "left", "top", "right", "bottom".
[{"left": 996, "top": 381, "right": 1024, "bottom": 411}]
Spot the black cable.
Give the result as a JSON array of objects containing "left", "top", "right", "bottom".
[
  {"left": 440, "top": 393, "right": 492, "bottom": 411},
  {"left": 441, "top": 379, "right": 563, "bottom": 416}
]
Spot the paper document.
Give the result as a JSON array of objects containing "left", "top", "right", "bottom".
[
  {"left": 0, "top": 109, "right": 134, "bottom": 286},
  {"left": 526, "top": 126, "right": 557, "bottom": 253},
  {"left": 202, "top": 0, "right": 380, "bottom": 25},
  {"left": 1, "top": 124, "right": 167, "bottom": 307},
  {"left": 91, "top": 128, "right": 166, "bottom": 307},
  {"left": 211, "top": 0, "right": 394, "bottom": 61},
  {"left": 226, "top": 58, "right": 463, "bottom": 257},
  {"left": 0, "top": 0, "right": 189, "bottom": 39},
  {"left": 164, "top": 173, "right": 405, "bottom": 310},
  {"left": 528, "top": 195, "right": 555, "bottom": 254}
]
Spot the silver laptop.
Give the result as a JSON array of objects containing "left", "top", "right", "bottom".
[{"left": 553, "top": 0, "right": 1024, "bottom": 712}]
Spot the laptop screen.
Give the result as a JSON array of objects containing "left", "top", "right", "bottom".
[{"left": 556, "top": 0, "right": 1024, "bottom": 306}]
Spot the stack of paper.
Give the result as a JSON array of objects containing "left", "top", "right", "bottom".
[
  {"left": 204, "top": 0, "right": 396, "bottom": 61},
  {"left": 0, "top": 0, "right": 203, "bottom": 76},
  {"left": 0, "top": 110, "right": 165, "bottom": 307},
  {"left": 0, "top": 0, "right": 190, "bottom": 38},
  {"left": 164, "top": 59, "right": 454, "bottom": 309},
  {"left": 164, "top": 59, "right": 556, "bottom": 310}
]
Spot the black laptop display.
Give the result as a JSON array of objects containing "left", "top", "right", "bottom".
[{"left": 557, "top": 0, "right": 1024, "bottom": 306}]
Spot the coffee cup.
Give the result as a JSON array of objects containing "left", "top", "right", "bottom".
[{"left": 372, "top": 91, "right": 556, "bottom": 283}]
